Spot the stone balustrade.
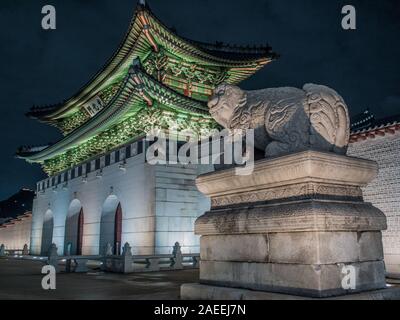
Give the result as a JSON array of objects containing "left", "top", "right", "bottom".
[
  {"left": 2, "top": 241, "right": 200, "bottom": 274},
  {"left": 43, "top": 242, "right": 199, "bottom": 274},
  {"left": 0, "top": 243, "right": 30, "bottom": 257}
]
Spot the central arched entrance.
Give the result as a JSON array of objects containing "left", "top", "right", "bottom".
[
  {"left": 64, "top": 199, "right": 84, "bottom": 256},
  {"left": 114, "top": 203, "right": 122, "bottom": 255},
  {"left": 100, "top": 195, "right": 122, "bottom": 255},
  {"left": 41, "top": 209, "right": 54, "bottom": 256}
]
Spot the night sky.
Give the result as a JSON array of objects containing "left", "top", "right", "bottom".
[{"left": 0, "top": 0, "right": 399, "bottom": 199}]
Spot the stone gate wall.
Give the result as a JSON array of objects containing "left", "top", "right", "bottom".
[
  {"left": 348, "top": 131, "right": 400, "bottom": 275},
  {"left": 0, "top": 213, "right": 32, "bottom": 250}
]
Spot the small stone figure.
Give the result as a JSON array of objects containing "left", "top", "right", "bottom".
[
  {"left": 104, "top": 243, "right": 113, "bottom": 256},
  {"left": 47, "top": 243, "right": 59, "bottom": 273},
  {"left": 48, "top": 243, "right": 58, "bottom": 258},
  {"left": 172, "top": 242, "right": 183, "bottom": 270},
  {"left": 173, "top": 242, "right": 182, "bottom": 257},
  {"left": 122, "top": 243, "right": 132, "bottom": 257},
  {"left": 122, "top": 243, "right": 133, "bottom": 274},
  {"left": 22, "top": 244, "right": 29, "bottom": 256}
]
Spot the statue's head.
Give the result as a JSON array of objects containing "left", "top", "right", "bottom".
[{"left": 208, "top": 83, "right": 246, "bottom": 128}]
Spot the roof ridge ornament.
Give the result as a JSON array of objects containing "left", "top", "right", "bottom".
[
  {"left": 137, "top": 0, "right": 150, "bottom": 13},
  {"left": 138, "top": 0, "right": 147, "bottom": 8}
]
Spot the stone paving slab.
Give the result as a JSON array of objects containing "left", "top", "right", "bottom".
[
  {"left": 0, "top": 258, "right": 198, "bottom": 300},
  {"left": 181, "top": 283, "right": 400, "bottom": 300}
]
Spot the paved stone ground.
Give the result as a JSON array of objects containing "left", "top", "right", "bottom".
[
  {"left": 0, "top": 258, "right": 198, "bottom": 300},
  {"left": 2, "top": 258, "right": 399, "bottom": 300}
]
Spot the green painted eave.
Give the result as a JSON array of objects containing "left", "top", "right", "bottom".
[{"left": 18, "top": 63, "right": 212, "bottom": 164}]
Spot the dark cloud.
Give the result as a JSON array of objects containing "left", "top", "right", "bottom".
[{"left": 0, "top": 0, "right": 399, "bottom": 199}]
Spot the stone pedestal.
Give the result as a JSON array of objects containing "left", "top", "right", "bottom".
[{"left": 183, "top": 151, "right": 389, "bottom": 299}]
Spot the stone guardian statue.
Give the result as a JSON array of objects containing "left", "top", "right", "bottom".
[{"left": 208, "top": 83, "right": 350, "bottom": 157}]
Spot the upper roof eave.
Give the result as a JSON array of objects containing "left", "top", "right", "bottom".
[
  {"left": 27, "top": 1, "right": 276, "bottom": 123},
  {"left": 17, "top": 61, "right": 212, "bottom": 163},
  {"left": 350, "top": 113, "right": 400, "bottom": 143}
]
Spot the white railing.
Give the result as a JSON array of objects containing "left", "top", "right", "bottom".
[
  {"left": 1, "top": 242, "right": 199, "bottom": 274},
  {"left": 101, "top": 243, "right": 199, "bottom": 274},
  {"left": 0, "top": 244, "right": 29, "bottom": 257}
]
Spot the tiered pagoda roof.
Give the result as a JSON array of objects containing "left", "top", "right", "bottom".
[
  {"left": 350, "top": 110, "right": 375, "bottom": 131},
  {"left": 18, "top": 1, "right": 276, "bottom": 175},
  {"left": 0, "top": 212, "right": 32, "bottom": 229},
  {"left": 350, "top": 110, "right": 400, "bottom": 143}
]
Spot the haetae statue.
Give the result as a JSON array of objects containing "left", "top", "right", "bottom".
[{"left": 208, "top": 83, "right": 350, "bottom": 157}]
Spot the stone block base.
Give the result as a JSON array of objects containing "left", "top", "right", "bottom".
[
  {"left": 191, "top": 152, "right": 388, "bottom": 299},
  {"left": 201, "top": 231, "right": 384, "bottom": 265},
  {"left": 385, "top": 254, "right": 400, "bottom": 278},
  {"left": 199, "top": 230, "right": 386, "bottom": 298},
  {"left": 181, "top": 283, "right": 400, "bottom": 300},
  {"left": 199, "top": 260, "right": 386, "bottom": 298}
]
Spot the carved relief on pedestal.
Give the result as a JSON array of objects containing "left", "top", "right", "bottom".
[{"left": 211, "top": 182, "right": 363, "bottom": 208}]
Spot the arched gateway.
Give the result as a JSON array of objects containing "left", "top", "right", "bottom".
[
  {"left": 64, "top": 199, "right": 84, "bottom": 256},
  {"left": 41, "top": 209, "right": 54, "bottom": 255},
  {"left": 100, "top": 196, "right": 122, "bottom": 255}
]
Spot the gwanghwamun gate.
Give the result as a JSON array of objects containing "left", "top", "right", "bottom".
[
  {"left": 15, "top": 1, "right": 275, "bottom": 258},
  {"left": 1, "top": 0, "right": 400, "bottom": 278}
]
